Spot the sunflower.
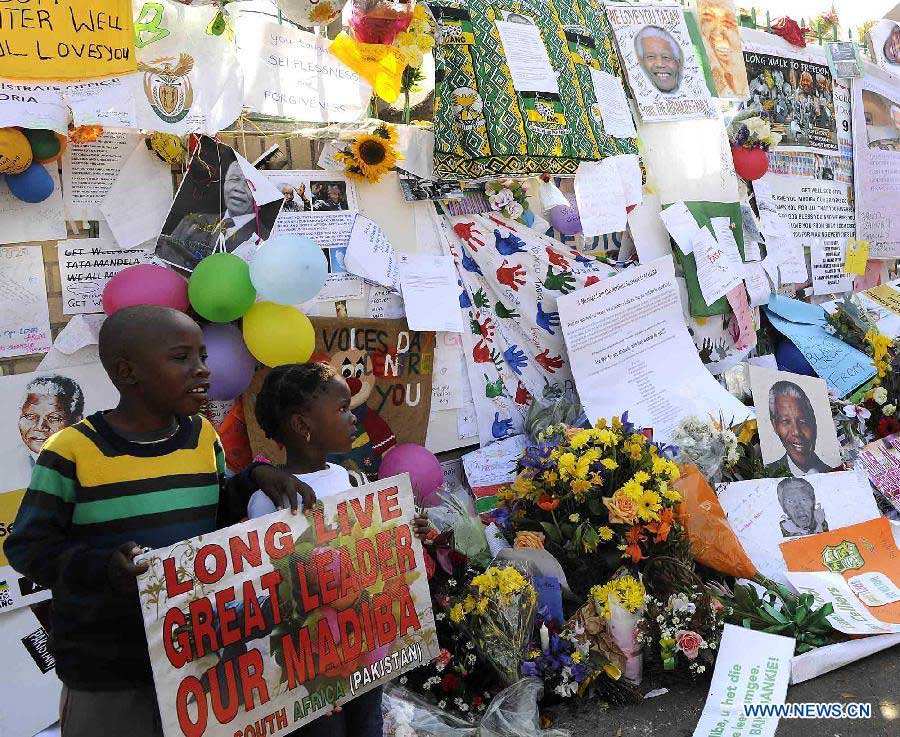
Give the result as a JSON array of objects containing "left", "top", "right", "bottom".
[{"left": 336, "top": 124, "right": 403, "bottom": 183}]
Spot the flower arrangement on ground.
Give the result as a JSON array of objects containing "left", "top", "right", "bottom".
[
  {"left": 501, "top": 416, "right": 685, "bottom": 595},
  {"left": 590, "top": 574, "right": 646, "bottom": 683},
  {"left": 638, "top": 587, "right": 729, "bottom": 678},
  {"left": 521, "top": 624, "right": 597, "bottom": 699},
  {"left": 485, "top": 180, "right": 530, "bottom": 222},
  {"left": 449, "top": 564, "right": 537, "bottom": 684}
]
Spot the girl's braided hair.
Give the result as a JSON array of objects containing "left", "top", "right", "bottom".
[{"left": 255, "top": 362, "right": 336, "bottom": 443}]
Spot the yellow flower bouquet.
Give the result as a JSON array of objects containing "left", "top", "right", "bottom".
[
  {"left": 502, "top": 415, "right": 685, "bottom": 594},
  {"left": 449, "top": 564, "right": 537, "bottom": 684}
]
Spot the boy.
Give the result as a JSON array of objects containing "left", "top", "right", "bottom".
[{"left": 6, "top": 305, "right": 310, "bottom": 737}]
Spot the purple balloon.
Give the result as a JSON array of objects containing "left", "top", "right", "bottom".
[
  {"left": 378, "top": 444, "right": 444, "bottom": 506},
  {"left": 202, "top": 323, "right": 257, "bottom": 400},
  {"left": 549, "top": 204, "right": 582, "bottom": 236}
]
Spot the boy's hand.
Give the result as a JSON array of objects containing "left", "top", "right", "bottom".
[
  {"left": 413, "top": 513, "right": 431, "bottom": 543},
  {"left": 108, "top": 541, "right": 150, "bottom": 594},
  {"left": 252, "top": 464, "right": 316, "bottom": 514}
]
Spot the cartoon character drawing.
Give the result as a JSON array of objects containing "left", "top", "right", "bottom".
[{"left": 326, "top": 348, "right": 396, "bottom": 477}]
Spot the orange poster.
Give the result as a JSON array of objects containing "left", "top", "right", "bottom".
[{"left": 780, "top": 517, "right": 900, "bottom": 632}]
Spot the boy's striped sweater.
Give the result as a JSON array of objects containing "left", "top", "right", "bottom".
[{"left": 6, "top": 411, "right": 251, "bottom": 690}]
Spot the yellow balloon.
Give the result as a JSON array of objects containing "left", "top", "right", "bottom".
[
  {"left": 0, "top": 128, "right": 33, "bottom": 174},
  {"left": 242, "top": 301, "right": 315, "bottom": 367}
]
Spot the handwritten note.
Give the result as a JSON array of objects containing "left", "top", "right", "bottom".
[
  {"left": 0, "top": 246, "right": 52, "bottom": 358},
  {"left": 62, "top": 130, "right": 139, "bottom": 221},
  {"left": 398, "top": 254, "right": 464, "bottom": 332},
  {"left": 431, "top": 333, "right": 464, "bottom": 411},
  {"left": 57, "top": 240, "right": 155, "bottom": 314},
  {"left": 726, "top": 284, "right": 756, "bottom": 351},
  {"left": 574, "top": 160, "right": 628, "bottom": 238},
  {"left": 366, "top": 285, "right": 405, "bottom": 319},
  {"left": 0, "top": 165, "right": 66, "bottom": 245},
  {"left": 344, "top": 214, "right": 400, "bottom": 290},
  {"left": 811, "top": 239, "right": 852, "bottom": 296},
  {"left": 589, "top": 69, "right": 637, "bottom": 138},
  {"left": 743, "top": 261, "right": 772, "bottom": 307},
  {"left": 0, "top": 1, "right": 136, "bottom": 81},
  {"left": 660, "top": 201, "right": 701, "bottom": 254},
  {"left": 693, "top": 225, "right": 742, "bottom": 306}
]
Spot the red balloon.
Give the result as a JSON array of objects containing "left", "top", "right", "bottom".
[
  {"left": 102, "top": 264, "right": 190, "bottom": 315},
  {"left": 731, "top": 146, "right": 769, "bottom": 181}
]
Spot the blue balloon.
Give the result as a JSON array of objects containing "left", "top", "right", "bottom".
[
  {"left": 521, "top": 209, "right": 535, "bottom": 227},
  {"left": 5, "top": 162, "right": 54, "bottom": 203},
  {"left": 774, "top": 339, "right": 815, "bottom": 376},
  {"left": 249, "top": 235, "right": 328, "bottom": 305}
]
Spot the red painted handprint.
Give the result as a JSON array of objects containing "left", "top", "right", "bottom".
[
  {"left": 535, "top": 349, "right": 564, "bottom": 373},
  {"left": 546, "top": 247, "right": 570, "bottom": 270},
  {"left": 472, "top": 339, "right": 491, "bottom": 363},
  {"left": 476, "top": 314, "right": 495, "bottom": 341},
  {"left": 514, "top": 380, "right": 532, "bottom": 406},
  {"left": 453, "top": 221, "right": 485, "bottom": 252},
  {"left": 496, "top": 259, "right": 527, "bottom": 291},
  {"left": 584, "top": 275, "right": 600, "bottom": 287}
]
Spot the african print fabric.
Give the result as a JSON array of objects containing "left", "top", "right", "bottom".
[
  {"left": 445, "top": 213, "right": 619, "bottom": 445},
  {"left": 429, "top": 0, "right": 638, "bottom": 180}
]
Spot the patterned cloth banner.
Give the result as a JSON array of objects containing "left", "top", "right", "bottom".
[
  {"left": 445, "top": 213, "right": 619, "bottom": 445},
  {"left": 428, "top": 0, "right": 638, "bottom": 179}
]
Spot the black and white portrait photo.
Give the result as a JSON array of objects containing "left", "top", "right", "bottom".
[
  {"left": 776, "top": 477, "right": 828, "bottom": 537},
  {"left": 749, "top": 366, "right": 841, "bottom": 477},
  {"left": 155, "top": 136, "right": 285, "bottom": 271}
]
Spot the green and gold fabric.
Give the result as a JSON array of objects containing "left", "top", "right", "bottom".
[{"left": 428, "top": 0, "right": 638, "bottom": 179}]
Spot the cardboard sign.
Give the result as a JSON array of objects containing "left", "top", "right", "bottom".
[
  {"left": 0, "top": 1, "right": 136, "bottom": 80},
  {"left": 245, "top": 318, "right": 434, "bottom": 479},
  {"left": 136, "top": 475, "right": 437, "bottom": 737}
]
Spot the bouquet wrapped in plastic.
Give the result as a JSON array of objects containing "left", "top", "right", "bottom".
[
  {"left": 383, "top": 678, "right": 569, "bottom": 737},
  {"left": 449, "top": 564, "right": 537, "bottom": 684}
]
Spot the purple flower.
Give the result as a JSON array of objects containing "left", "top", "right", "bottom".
[
  {"left": 521, "top": 661, "right": 539, "bottom": 677},
  {"left": 735, "top": 124, "right": 750, "bottom": 146},
  {"left": 520, "top": 441, "right": 557, "bottom": 472}
]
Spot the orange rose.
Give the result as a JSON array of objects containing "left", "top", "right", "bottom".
[
  {"left": 514, "top": 531, "right": 546, "bottom": 549},
  {"left": 603, "top": 489, "right": 639, "bottom": 525}
]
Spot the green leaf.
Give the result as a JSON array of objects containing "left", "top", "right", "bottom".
[{"left": 540, "top": 521, "right": 563, "bottom": 545}]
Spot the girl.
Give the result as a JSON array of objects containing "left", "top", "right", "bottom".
[{"left": 250, "top": 362, "right": 430, "bottom": 737}]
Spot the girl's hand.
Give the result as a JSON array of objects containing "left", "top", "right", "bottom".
[{"left": 413, "top": 513, "right": 431, "bottom": 543}]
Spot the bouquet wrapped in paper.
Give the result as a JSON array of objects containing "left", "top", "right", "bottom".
[
  {"left": 449, "top": 564, "right": 537, "bottom": 684},
  {"left": 589, "top": 574, "right": 646, "bottom": 684}
]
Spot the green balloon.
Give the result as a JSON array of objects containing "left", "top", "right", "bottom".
[
  {"left": 188, "top": 252, "right": 257, "bottom": 323},
  {"left": 24, "top": 129, "right": 60, "bottom": 161}
]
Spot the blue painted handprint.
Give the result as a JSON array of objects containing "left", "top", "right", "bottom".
[
  {"left": 492, "top": 412, "right": 514, "bottom": 439},
  {"left": 536, "top": 302, "right": 561, "bottom": 335},
  {"left": 494, "top": 229, "right": 528, "bottom": 256},
  {"left": 503, "top": 344, "right": 528, "bottom": 376},
  {"left": 459, "top": 283, "right": 472, "bottom": 309},
  {"left": 461, "top": 248, "right": 482, "bottom": 275}
]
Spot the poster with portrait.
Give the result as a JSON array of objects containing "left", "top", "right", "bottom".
[
  {"left": 852, "top": 62, "right": 900, "bottom": 258},
  {"left": 866, "top": 19, "right": 900, "bottom": 74},
  {"left": 717, "top": 472, "right": 881, "bottom": 586},
  {"left": 695, "top": 0, "right": 749, "bottom": 99},
  {"left": 749, "top": 365, "right": 841, "bottom": 477},
  {"left": 155, "top": 137, "right": 284, "bottom": 271},
  {"left": 264, "top": 170, "right": 365, "bottom": 302},
  {"left": 244, "top": 318, "right": 435, "bottom": 480},
  {"left": 0, "top": 362, "right": 119, "bottom": 612},
  {"left": 606, "top": 3, "right": 716, "bottom": 122},
  {"left": 740, "top": 31, "right": 839, "bottom": 156}
]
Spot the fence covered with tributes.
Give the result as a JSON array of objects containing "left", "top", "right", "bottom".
[{"left": 1, "top": 2, "right": 900, "bottom": 737}]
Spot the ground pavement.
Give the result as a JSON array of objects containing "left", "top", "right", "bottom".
[{"left": 550, "top": 644, "right": 898, "bottom": 736}]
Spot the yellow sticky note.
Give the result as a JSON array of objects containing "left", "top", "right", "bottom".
[
  {"left": 0, "top": 1, "right": 136, "bottom": 81},
  {"left": 844, "top": 239, "right": 869, "bottom": 275}
]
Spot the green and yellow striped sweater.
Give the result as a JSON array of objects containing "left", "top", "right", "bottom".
[{"left": 6, "top": 411, "right": 254, "bottom": 690}]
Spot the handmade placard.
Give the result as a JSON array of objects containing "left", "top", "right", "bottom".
[{"left": 245, "top": 318, "right": 435, "bottom": 479}]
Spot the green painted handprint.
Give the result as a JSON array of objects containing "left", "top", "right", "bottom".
[
  {"left": 543, "top": 266, "right": 576, "bottom": 294},
  {"left": 494, "top": 300, "right": 521, "bottom": 319},
  {"left": 484, "top": 374, "right": 505, "bottom": 398},
  {"left": 473, "top": 288, "right": 490, "bottom": 308}
]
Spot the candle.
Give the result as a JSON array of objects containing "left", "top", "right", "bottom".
[{"left": 539, "top": 622, "right": 550, "bottom": 652}]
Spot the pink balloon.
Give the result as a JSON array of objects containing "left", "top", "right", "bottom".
[
  {"left": 102, "top": 264, "right": 190, "bottom": 315},
  {"left": 378, "top": 444, "right": 443, "bottom": 506}
]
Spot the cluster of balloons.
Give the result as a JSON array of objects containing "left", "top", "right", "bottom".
[
  {"left": 0, "top": 127, "right": 65, "bottom": 203},
  {"left": 101, "top": 235, "right": 329, "bottom": 400}
]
